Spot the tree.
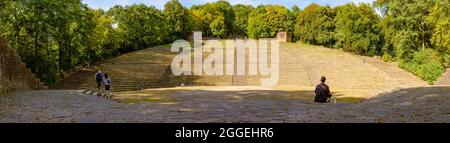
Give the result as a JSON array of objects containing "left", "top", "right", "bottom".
[
  {"left": 2, "top": 0, "right": 445, "bottom": 85},
  {"left": 210, "top": 16, "right": 227, "bottom": 38},
  {"left": 111, "top": 4, "right": 170, "bottom": 52},
  {"left": 51, "top": 1, "right": 93, "bottom": 72},
  {"left": 291, "top": 5, "right": 301, "bottom": 15},
  {"left": 0, "top": 1, "right": 176, "bottom": 85},
  {"left": 189, "top": 0, "right": 234, "bottom": 38},
  {"left": 334, "top": 3, "right": 381, "bottom": 56},
  {"left": 0, "top": 0, "right": 99, "bottom": 84},
  {"left": 247, "top": 5, "right": 292, "bottom": 39},
  {"left": 83, "top": 9, "right": 113, "bottom": 64},
  {"left": 428, "top": 0, "right": 450, "bottom": 66},
  {"left": 375, "top": 0, "right": 447, "bottom": 83},
  {"left": 163, "top": 0, "right": 191, "bottom": 40},
  {"left": 232, "top": 4, "right": 254, "bottom": 38},
  {"left": 294, "top": 3, "right": 335, "bottom": 46},
  {"left": 375, "top": 0, "right": 434, "bottom": 61}
]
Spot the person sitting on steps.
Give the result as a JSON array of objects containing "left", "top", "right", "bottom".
[
  {"left": 103, "top": 73, "right": 112, "bottom": 99},
  {"left": 314, "top": 76, "right": 333, "bottom": 103},
  {"left": 95, "top": 70, "right": 103, "bottom": 96}
]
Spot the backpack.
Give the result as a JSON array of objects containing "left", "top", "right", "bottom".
[
  {"left": 104, "top": 79, "right": 111, "bottom": 91},
  {"left": 104, "top": 79, "right": 111, "bottom": 85},
  {"left": 95, "top": 73, "right": 103, "bottom": 82},
  {"left": 315, "top": 84, "right": 331, "bottom": 102}
]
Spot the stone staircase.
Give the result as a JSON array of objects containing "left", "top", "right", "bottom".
[
  {"left": 362, "top": 57, "right": 428, "bottom": 87},
  {"left": 55, "top": 47, "right": 177, "bottom": 92},
  {"left": 436, "top": 68, "right": 450, "bottom": 85},
  {"left": 275, "top": 43, "right": 427, "bottom": 90},
  {"left": 55, "top": 42, "right": 428, "bottom": 92},
  {"left": 277, "top": 46, "right": 314, "bottom": 86},
  {"left": 1, "top": 40, "right": 46, "bottom": 94}
]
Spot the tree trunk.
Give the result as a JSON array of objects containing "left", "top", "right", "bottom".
[
  {"left": 421, "top": 29, "right": 425, "bottom": 51},
  {"left": 440, "top": 28, "right": 443, "bottom": 51},
  {"left": 68, "top": 37, "right": 72, "bottom": 70},
  {"left": 58, "top": 41, "right": 64, "bottom": 78},
  {"left": 419, "top": 21, "right": 425, "bottom": 51},
  {"left": 34, "top": 28, "right": 39, "bottom": 74},
  {"left": 16, "top": 27, "right": 20, "bottom": 54}
]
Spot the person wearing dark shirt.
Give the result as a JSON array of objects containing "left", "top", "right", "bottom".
[
  {"left": 314, "top": 76, "right": 332, "bottom": 103},
  {"left": 95, "top": 70, "right": 103, "bottom": 96}
]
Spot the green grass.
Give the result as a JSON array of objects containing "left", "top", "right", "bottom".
[
  {"left": 159, "top": 44, "right": 172, "bottom": 49},
  {"left": 234, "top": 90, "right": 366, "bottom": 103},
  {"left": 112, "top": 90, "right": 178, "bottom": 104},
  {"left": 336, "top": 97, "right": 366, "bottom": 103}
]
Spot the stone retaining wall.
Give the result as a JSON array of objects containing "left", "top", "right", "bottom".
[{"left": 0, "top": 40, "right": 45, "bottom": 95}]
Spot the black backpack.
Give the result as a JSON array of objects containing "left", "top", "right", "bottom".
[
  {"left": 315, "top": 84, "right": 330, "bottom": 102},
  {"left": 96, "top": 73, "right": 103, "bottom": 82}
]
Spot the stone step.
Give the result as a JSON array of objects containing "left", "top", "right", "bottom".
[
  {"left": 437, "top": 68, "right": 450, "bottom": 85},
  {"left": 56, "top": 43, "right": 429, "bottom": 92}
]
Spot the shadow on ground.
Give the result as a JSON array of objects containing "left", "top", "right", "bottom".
[
  {"left": 1, "top": 86, "right": 449, "bottom": 122},
  {"left": 112, "top": 87, "right": 366, "bottom": 104}
]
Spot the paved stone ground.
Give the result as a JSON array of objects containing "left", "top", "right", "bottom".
[{"left": 0, "top": 86, "right": 449, "bottom": 123}]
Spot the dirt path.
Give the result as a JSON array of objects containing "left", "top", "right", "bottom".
[{"left": 1, "top": 86, "right": 449, "bottom": 123}]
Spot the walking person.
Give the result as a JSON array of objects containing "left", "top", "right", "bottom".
[
  {"left": 314, "top": 76, "right": 333, "bottom": 103},
  {"left": 95, "top": 70, "right": 103, "bottom": 96},
  {"left": 103, "top": 73, "right": 112, "bottom": 99}
]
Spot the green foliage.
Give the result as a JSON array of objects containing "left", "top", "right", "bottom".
[
  {"left": 1, "top": 0, "right": 449, "bottom": 85},
  {"left": 0, "top": 1, "right": 173, "bottom": 85},
  {"left": 210, "top": 16, "right": 227, "bottom": 38},
  {"left": 333, "top": 3, "right": 381, "bottom": 56},
  {"left": 294, "top": 3, "right": 335, "bottom": 46},
  {"left": 428, "top": 0, "right": 450, "bottom": 66},
  {"left": 399, "top": 49, "right": 445, "bottom": 84},
  {"left": 442, "top": 53, "right": 450, "bottom": 67},
  {"left": 232, "top": 4, "right": 254, "bottom": 38},
  {"left": 382, "top": 53, "right": 393, "bottom": 62},
  {"left": 393, "top": 31, "right": 419, "bottom": 61},
  {"left": 163, "top": 0, "right": 191, "bottom": 40},
  {"left": 189, "top": 0, "right": 235, "bottom": 38},
  {"left": 111, "top": 4, "right": 170, "bottom": 52},
  {"left": 0, "top": 0, "right": 95, "bottom": 84},
  {"left": 376, "top": 0, "right": 434, "bottom": 59},
  {"left": 247, "top": 5, "right": 292, "bottom": 39},
  {"left": 375, "top": 0, "right": 448, "bottom": 83}
]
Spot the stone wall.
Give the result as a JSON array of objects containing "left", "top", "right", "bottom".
[
  {"left": 277, "top": 32, "right": 292, "bottom": 43},
  {"left": 0, "top": 40, "right": 45, "bottom": 95}
]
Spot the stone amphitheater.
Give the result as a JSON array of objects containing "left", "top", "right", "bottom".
[
  {"left": 1, "top": 41, "right": 450, "bottom": 123},
  {"left": 55, "top": 42, "right": 428, "bottom": 96}
]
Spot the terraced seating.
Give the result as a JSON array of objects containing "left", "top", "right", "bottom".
[
  {"left": 361, "top": 57, "right": 428, "bottom": 86},
  {"left": 436, "top": 69, "right": 450, "bottom": 85},
  {"left": 55, "top": 46, "right": 177, "bottom": 92},
  {"left": 55, "top": 42, "right": 428, "bottom": 92},
  {"left": 1, "top": 40, "right": 46, "bottom": 94},
  {"left": 280, "top": 43, "right": 427, "bottom": 89}
]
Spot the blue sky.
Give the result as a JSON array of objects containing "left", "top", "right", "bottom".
[{"left": 82, "top": 0, "right": 376, "bottom": 10}]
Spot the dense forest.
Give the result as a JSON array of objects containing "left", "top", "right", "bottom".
[{"left": 0, "top": 0, "right": 449, "bottom": 85}]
